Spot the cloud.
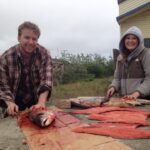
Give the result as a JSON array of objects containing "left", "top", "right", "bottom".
[{"left": 0, "top": 0, "right": 120, "bottom": 58}]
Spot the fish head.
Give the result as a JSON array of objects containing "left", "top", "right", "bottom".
[
  {"left": 29, "top": 109, "right": 55, "bottom": 127},
  {"left": 39, "top": 112, "right": 55, "bottom": 127}
]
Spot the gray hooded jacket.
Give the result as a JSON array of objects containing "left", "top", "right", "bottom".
[{"left": 110, "top": 26, "right": 150, "bottom": 97}]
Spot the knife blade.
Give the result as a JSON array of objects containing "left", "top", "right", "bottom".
[{"left": 100, "top": 96, "right": 110, "bottom": 106}]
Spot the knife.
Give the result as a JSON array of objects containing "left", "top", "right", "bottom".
[{"left": 100, "top": 96, "right": 110, "bottom": 106}]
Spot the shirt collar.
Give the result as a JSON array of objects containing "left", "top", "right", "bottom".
[{"left": 16, "top": 44, "right": 39, "bottom": 58}]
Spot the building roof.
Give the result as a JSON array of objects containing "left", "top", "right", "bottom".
[
  {"left": 117, "top": 2, "right": 150, "bottom": 23},
  {"left": 118, "top": 0, "right": 127, "bottom": 4}
]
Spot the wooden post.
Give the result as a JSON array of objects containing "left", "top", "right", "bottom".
[{"left": 113, "top": 49, "right": 120, "bottom": 65}]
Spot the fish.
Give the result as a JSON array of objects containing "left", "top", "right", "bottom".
[
  {"left": 107, "top": 98, "right": 131, "bottom": 107},
  {"left": 88, "top": 111, "right": 149, "bottom": 125},
  {"left": 100, "top": 96, "right": 110, "bottom": 105},
  {"left": 72, "top": 125, "right": 150, "bottom": 139},
  {"left": 70, "top": 97, "right": 109, "bottom": 108},
  {"left": 107, "top": 97, "right": 150, "bottom": 107},
  {"left": 28, "top": 107, "right": 55, "bottom": 127},
  {"left": 71, "top": 106, "right": 148, "bottom": 114}
]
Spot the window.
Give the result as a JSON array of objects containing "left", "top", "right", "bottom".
[{"left": 144, "top": 38, "right": 150, "bottom": 48}]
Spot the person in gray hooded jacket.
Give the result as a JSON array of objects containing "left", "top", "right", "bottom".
[{"left": 107, "top": 26, "right": 150, "bottom": 99}]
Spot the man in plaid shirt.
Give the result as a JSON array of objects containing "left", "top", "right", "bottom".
[{"left": 0, "top": 21, "right": 53, "bottom": 116}]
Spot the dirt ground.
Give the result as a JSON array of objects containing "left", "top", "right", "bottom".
[{"left": 0, "top": 108, "right": 29, "bottom": 150}]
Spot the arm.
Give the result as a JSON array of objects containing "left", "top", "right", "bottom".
[
  {"left": 134, "top": 50, "right": 150, "bottom": 97},
  {"left": 107, "top": 55, "right": 122, "bottom": 97},
  {"left": 123, "top": 91, "right": 140, "bottom": 99},
  {"left": 0, "top": 55, "right": 19, "bottom": 116},
  {"left": 5, "top": 101, "right": 19, "bottom": 116},
  {"left": 38, "top": 91, "right": 49, "bottom": 106},
  {"left": 106, "top": 87, "right": 116, "bottom": 97},
  {"left": 30, "top": 91, "right": 49, "bottom": 110},
  {"left": 37, "top": 49, "right": 53, "bottom": 98},
  {"left": 31, "top": 48, "right": 53, "bottom": 110}
]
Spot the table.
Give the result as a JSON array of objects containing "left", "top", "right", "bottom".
[{"left": 0, "top": 105, "right": 150, "bottom": 150}]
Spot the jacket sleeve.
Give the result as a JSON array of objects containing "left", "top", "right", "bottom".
[
  {"left": 136, "top": 50, "right": 150, "bottom": 96},
  {"left": 109, "top": 56, "right": 121, "bottom": 92},
  {"left": 37, "top": 49, "right": 53, "bottom": 99},
  {"left": 0, "top": 56, "right": 15, "bottom": 102}
]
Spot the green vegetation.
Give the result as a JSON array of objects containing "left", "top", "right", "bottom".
[
  {"left": 50, "top": 51, "right": 114, "bottom": 104},
  {"left": 51, "top": 77, "right": 113, "bottom": 103},
  {"left": 53, "top": 51, "right": 115, "bottom": 85}
]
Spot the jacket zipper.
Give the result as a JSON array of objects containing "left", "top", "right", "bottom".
[{"left": 124, "top": 62, "right": 128, "bottom": 95}]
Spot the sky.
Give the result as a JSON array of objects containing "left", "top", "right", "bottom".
[{"left": 0, "top": 0, "right": 120, "bottom": 58}]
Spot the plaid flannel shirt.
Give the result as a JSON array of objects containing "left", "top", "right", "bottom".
[{"left": 0, "top": 44, "right": 53, "bottom": 103}]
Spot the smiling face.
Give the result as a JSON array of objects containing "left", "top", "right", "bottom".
[
  {"left": 124, "top": 34, "right": 139, "bottom": 52},
  {"left": 18, "top": 28, "right": 38, "bottom": 53}
]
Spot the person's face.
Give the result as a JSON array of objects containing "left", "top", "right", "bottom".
[
  {"left": 18, "top": 28, "right": 38, "bottom": 53},
  {"left": 124, "top": 34, "right": 139, "bottom": 52}
]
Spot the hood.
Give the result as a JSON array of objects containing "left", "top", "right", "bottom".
[{"left": 119, "top": 26, "right": 144, "bottom": 61}]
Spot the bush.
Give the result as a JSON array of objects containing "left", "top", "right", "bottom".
[{"left": 53, "top": 51, "right": 115, "bottom": 84}]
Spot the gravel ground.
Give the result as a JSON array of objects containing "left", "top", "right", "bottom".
[{"left": 0, "top": 108, "right": 29, "bottom": 150}]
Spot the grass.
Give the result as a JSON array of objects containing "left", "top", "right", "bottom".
[{"left": 50, "top": 77, "right": 112, "bottom": 104}]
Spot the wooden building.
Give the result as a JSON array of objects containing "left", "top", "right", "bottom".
[{"left": 117, "top": 0, "right": 150, "bottom": 48}]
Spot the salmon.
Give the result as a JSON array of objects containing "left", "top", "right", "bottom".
[
  {"left": 70, "top": 97, "right": 105, "bottom": 108},
  {"left": 72, "top": 125, "right": 150, "bottom": 139},
  {"left": 107, "top": 97, "right": 150, "bottom": 107},
  {"left": 107, "top": 98, "right": 131, "bottom": 107},
  {"left": 88, "top": 111, "right": 149, "bottom": 125},
  {"left": 28, "top": 107, "right": 55, "bottom": 127},
  {"left": 89, "top": 122, "right": 140, "bottom": 129},
  {"left": 71, "top": 106, "right": 149, "bottom": 114}
]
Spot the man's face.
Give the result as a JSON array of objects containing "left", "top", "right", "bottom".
[{"left": 18, "top": 28, "right": 38, "bottom": 53}]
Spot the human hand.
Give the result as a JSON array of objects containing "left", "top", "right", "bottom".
[
  {"left": 30, "top": 92, "right": 47, "bottom": 111},
  {"left": 106, "top": 87, "right": 115, "bottom": 97},
  {"left": 5, "top": 101, "right": 19, "bottom": 116},
  {"left": 123, "top": 91, "right": 140, "bottom": 100},
  {"left": 30, "top": 102, "right": 46, "bottom": 111}
]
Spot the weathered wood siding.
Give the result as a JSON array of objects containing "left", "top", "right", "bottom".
[
  {"left": 120, "top": 10, "right": 150, "bottom": 38},
  {"left": 119, "top": 0, "right": 149, "bottom": 15}
]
